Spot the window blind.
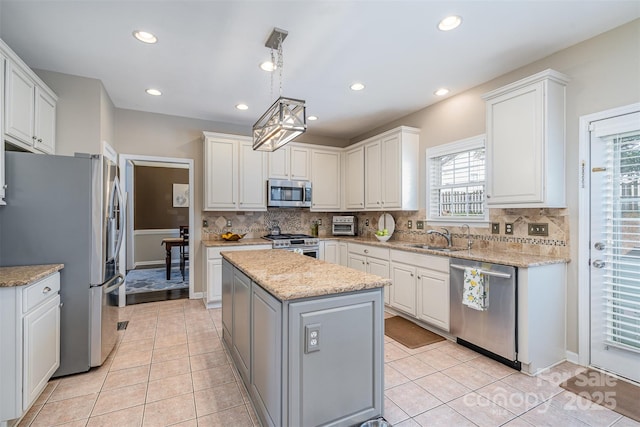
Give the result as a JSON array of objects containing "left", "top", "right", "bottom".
[
  {"left": 602, "top": 132, "right": 640, "bottom": 352},
  {"left": 428, "top": 147, "right": 485, "bottom": 220}
]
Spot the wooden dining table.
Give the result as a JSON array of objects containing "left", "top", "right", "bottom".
[{"left": 161, "top": 237, "right": 187, "bottom": 280}]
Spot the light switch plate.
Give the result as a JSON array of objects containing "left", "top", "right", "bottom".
[
  {"left": 416, "top": 220, "right": 424, "bottom": 230},
  {"left": 203, "top": 219, "right": 208, "bottom": 227},
  {"left": 408, "top": 220, "right": 413, "bottom": 229},
  {"left": 365, "top": 219, "right": 369, "bottom": 226},
  {"left": 491, "top": 223, "right": 500, "bottom": 234},
  {"left": 226, "top": 219, "right": 232, "bottom": 227},
  {"left": 528, "top": 223, "right": 549, "bottom": 236}
]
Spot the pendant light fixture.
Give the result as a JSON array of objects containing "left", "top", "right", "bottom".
[{"left": 252, "top": 28, "right": 306, "bottom": 152}]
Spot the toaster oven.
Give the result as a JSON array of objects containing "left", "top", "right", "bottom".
[{"left": 332, "top": 215, "right": 357, "bottom": 236}]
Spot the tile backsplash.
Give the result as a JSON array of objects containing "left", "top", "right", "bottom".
[{"left": 202, "top": 208, "right": 569, "bottom": 258}]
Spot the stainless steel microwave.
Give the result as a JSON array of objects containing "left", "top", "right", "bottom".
[{"left": 267, "top": 179, "right": 312, "bottom": 208}]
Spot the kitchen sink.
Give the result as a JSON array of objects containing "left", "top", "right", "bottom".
[{"left": 404, "top": 244, "right": 467, "bottom": 252}]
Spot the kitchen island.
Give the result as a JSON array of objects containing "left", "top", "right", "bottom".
[{"left": 221, "top": 249, "right": 389, "bottom": 427}]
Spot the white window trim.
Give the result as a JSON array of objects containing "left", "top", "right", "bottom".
[{"left": 426, "top": 134, "right": 489, "bottom": 226}]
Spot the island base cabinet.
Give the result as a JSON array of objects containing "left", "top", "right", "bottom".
[
  {"left": 287, "top": 291, "right": 383, "bottom": 427},
  {"left": 222, "top": 260, "right": 384, "bottom": 427},
  {"left": 251, "top": 285, "right": 282, "bottom": 427}
]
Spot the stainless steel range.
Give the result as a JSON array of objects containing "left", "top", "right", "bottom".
[{"left": 262, "top": 233, "right": 320, "bottom": 258}]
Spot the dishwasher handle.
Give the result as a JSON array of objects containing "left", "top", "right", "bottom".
[{"left": 450, "top": 263, "right": 513, "bottom": 279}]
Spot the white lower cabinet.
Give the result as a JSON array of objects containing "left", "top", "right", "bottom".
[
  {"left": 390, "top": 262, "right": 417, "bottom": 316},
  {"left": 416, "top": 267, "right": 450, "bottom": 331},
  {"left": 322, "top": 240, "right": 348, "bottom": 267},
  {"left": 0, "top": 272, "right": 61, "bottom": 425},
  {"left": 348, "top": 243, "right": 390, "bottom": 305},
  {"left": 390, "top": 250, "right": 450, "bottom": 331},
  {"left": 204, "top": 244, "right": 271, "bottom": 308}
]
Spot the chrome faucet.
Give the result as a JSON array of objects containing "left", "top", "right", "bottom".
[
  {"left": 427, "top": 227, "right": 452, "bottom": 247},
  {"left": 462, "top": 223, "right": 472, "bottom": 250}
]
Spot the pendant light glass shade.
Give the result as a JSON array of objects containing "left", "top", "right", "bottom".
[{"left": 252, "top": 96, "right": 306, "bottom": 151}]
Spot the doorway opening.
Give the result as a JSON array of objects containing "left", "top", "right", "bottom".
[{"left": 118, "top": 154, "right": 194, "bottom": 306}]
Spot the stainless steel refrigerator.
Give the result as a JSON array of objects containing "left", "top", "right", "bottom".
[{"left": 0, "top": 151, "right": 125, "bottom": 377}]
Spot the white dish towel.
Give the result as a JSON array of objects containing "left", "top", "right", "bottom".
[{"left": 462, "top": 267, "right": 489, "bottom": 311}]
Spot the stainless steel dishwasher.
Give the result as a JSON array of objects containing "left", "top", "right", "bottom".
[{"left": 449, "top": 258, "right": 521, "bottom": 370}]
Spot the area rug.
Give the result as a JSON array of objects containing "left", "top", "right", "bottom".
[
  {"left": 561, "top": 369, "right": 640, "bottom": 422},
  {"left": 384, "top": 316, "right": 445, "bottom": 349},
  {"left": 125, "top": 267, "right": 188, "bottom": 294}
]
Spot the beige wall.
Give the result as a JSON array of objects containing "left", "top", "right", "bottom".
[
  {"left": 34, "top": 69, "right": 102, "bottom": 155},
  {"left": 350, "top": 19, "right": 640, "bottom": 354}
]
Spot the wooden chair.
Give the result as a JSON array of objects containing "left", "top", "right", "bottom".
[{"left": 179, "top": 225, "right": 189, "bottom": 281}]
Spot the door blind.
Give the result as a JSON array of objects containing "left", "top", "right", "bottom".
[{"left": 601, "top": 131, "right": 640, "bottom": 352}]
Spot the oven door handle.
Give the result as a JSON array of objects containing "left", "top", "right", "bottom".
[{"left": 450, "top": 264, "right": 512, "bottom": 279}]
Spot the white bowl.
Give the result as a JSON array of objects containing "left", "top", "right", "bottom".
[{"left": 375, "top": 234, "right": 391, "bottom": 242}]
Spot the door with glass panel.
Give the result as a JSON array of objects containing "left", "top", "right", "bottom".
[{"left": 590, "top": 111, "right": 640, "bottom": 383}]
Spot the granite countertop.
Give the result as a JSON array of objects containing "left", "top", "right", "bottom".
[
  {"left": 0, "top": 264, "right": 64, "bottom": 287},
  {"left": 202, "top": 238, "right": 271, "bottom": 247},
  {"left": 322, "top": 237, "right": 569, "bottom": 268},
  {"left": 202, "top": 235, "right": 569, "bottom": 268},
  {"left": 221, "top": 249, "right": 390, "bottom": 301}
]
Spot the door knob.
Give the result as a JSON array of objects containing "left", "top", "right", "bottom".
[{"left": 592, "top": 260, "right": 605, "bottom": 269}]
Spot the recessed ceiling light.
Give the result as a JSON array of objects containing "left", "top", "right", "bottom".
[
  {"left": 236, "top": 104, "right": 249, "bottom": 110},
  {"left": 308, "top": 115, "right": 318, "bottom": 121},
  {"left": 145, "top": 88, "right": 162, "bottom": 96},
  {"left": 438, "top": 15, "right": 462, "bottom": 31},
  {"left": 133, "top": 30, "right": 158, "bottom": 44},
  {"left": 350, "top": 82, "right": 365, "bottom": 91},
  {"left": 259, "top": 61, "right": 276, "bottom": 72},
  {"left": 434, "top": 88, "right": 450, "bottom": 96}
]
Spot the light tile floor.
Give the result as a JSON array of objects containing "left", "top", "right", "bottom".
[{"left": 18, "top": 299, "right": 640, "bottom": 427}]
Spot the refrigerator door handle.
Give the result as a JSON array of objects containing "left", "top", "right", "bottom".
[
  {"left": 102, "top": 273, "right": 124, "bottom": 293},
  {"left": 112, "top": 176, "right": 126, "bottom": 261}
]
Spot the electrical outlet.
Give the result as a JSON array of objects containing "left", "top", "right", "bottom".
[
  {"left": 491, "top": 223, "right": 500, "bottom": 234},
  {"left": 305, "top": 323, "right": 321, "bottom": 353},
  {"left": 226, "top": 219, "right": 232, "bottom": 227},
  {"left": 408, "top": 220, "right": 413, "bottom": 229},
  {"left": 416, "top": 220, "right": 424, "bottom": 230},
  {"left": 202, "top": 219, "right": 208, "bottom": 227},
  {"left": 365, "top": 219, "right": 369, "bottom": 226},
  {"left": 528, "top": 223, "right": 549, "bottom": 236},
  {"left": 505, "top": 223, "right": 514, "bottom": 235},
  {"left": 317, "top": 219, "right": 322, "bottom": 226}
]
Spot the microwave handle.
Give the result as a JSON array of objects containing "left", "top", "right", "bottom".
[{"left": 304, "top": 185, "right": 311, "bottom": 203}]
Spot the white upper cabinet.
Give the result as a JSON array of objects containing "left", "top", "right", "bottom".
[
  {"left": 238, "top": 141, "right": 268, "bottom": 210},
  {"left": 482, "top": 69, "right": 569, "bottom": 207},
  {"left": 310, "top": 148, "right": 341, "bottom": 211},
  {"left": 344, "top": 146, "right": 364, "bottom": 210},
  {"left": 203, "top": 132, "right": 267, "bottom": 211},
  {"left": 2, "top": 40, "right": 57, "bottom": 155},
  {"left": 268, "top": 144, "right": 310, "bottom": 180},
  {"left": 360, "top": 126, "right": 419, "bottom": 211},
  {"left": 1, "top": 53, "right": 5, "bottom": 205}
]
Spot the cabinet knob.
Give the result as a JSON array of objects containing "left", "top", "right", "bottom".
[
  {"left": 3, "top": 184, "right": 7, "bottom": 189},
  {"left": 377, "top": 201, "right": 380, "bottom": 204},
  {"left": 59, "top": 302, "right": 64, "bottom": 308},
  {"left": 42, "top": 286, "right": 51, "bottom": 294},
  {"left": 360, "top": 203, "right": 363, "bottom": 206},
  {"left": 486, "top": 195, "right": 491, "bottom": 198},
  {"left": 410, "top": 273, "right": 414, "bottom": 277},
  {"left": 364, "top": 249, "right": 369, "bottom": 254},
  {"left": 38, "top": 138, "right": 43, "bottom": 143},
  {"left": 417, "top": 276, "right": 421, "bottom": 279}
]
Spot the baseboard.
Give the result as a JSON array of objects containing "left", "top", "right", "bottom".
[
  {"left": 566, "top": 350, "right": 581, "bottom": 365},
  {"left": 191, "top": 292, "right": 203, "bottom": 299}
]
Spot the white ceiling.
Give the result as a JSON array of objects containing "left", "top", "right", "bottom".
[{"left": 1, "top": 1, "right": 638, "bottom": 140}]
